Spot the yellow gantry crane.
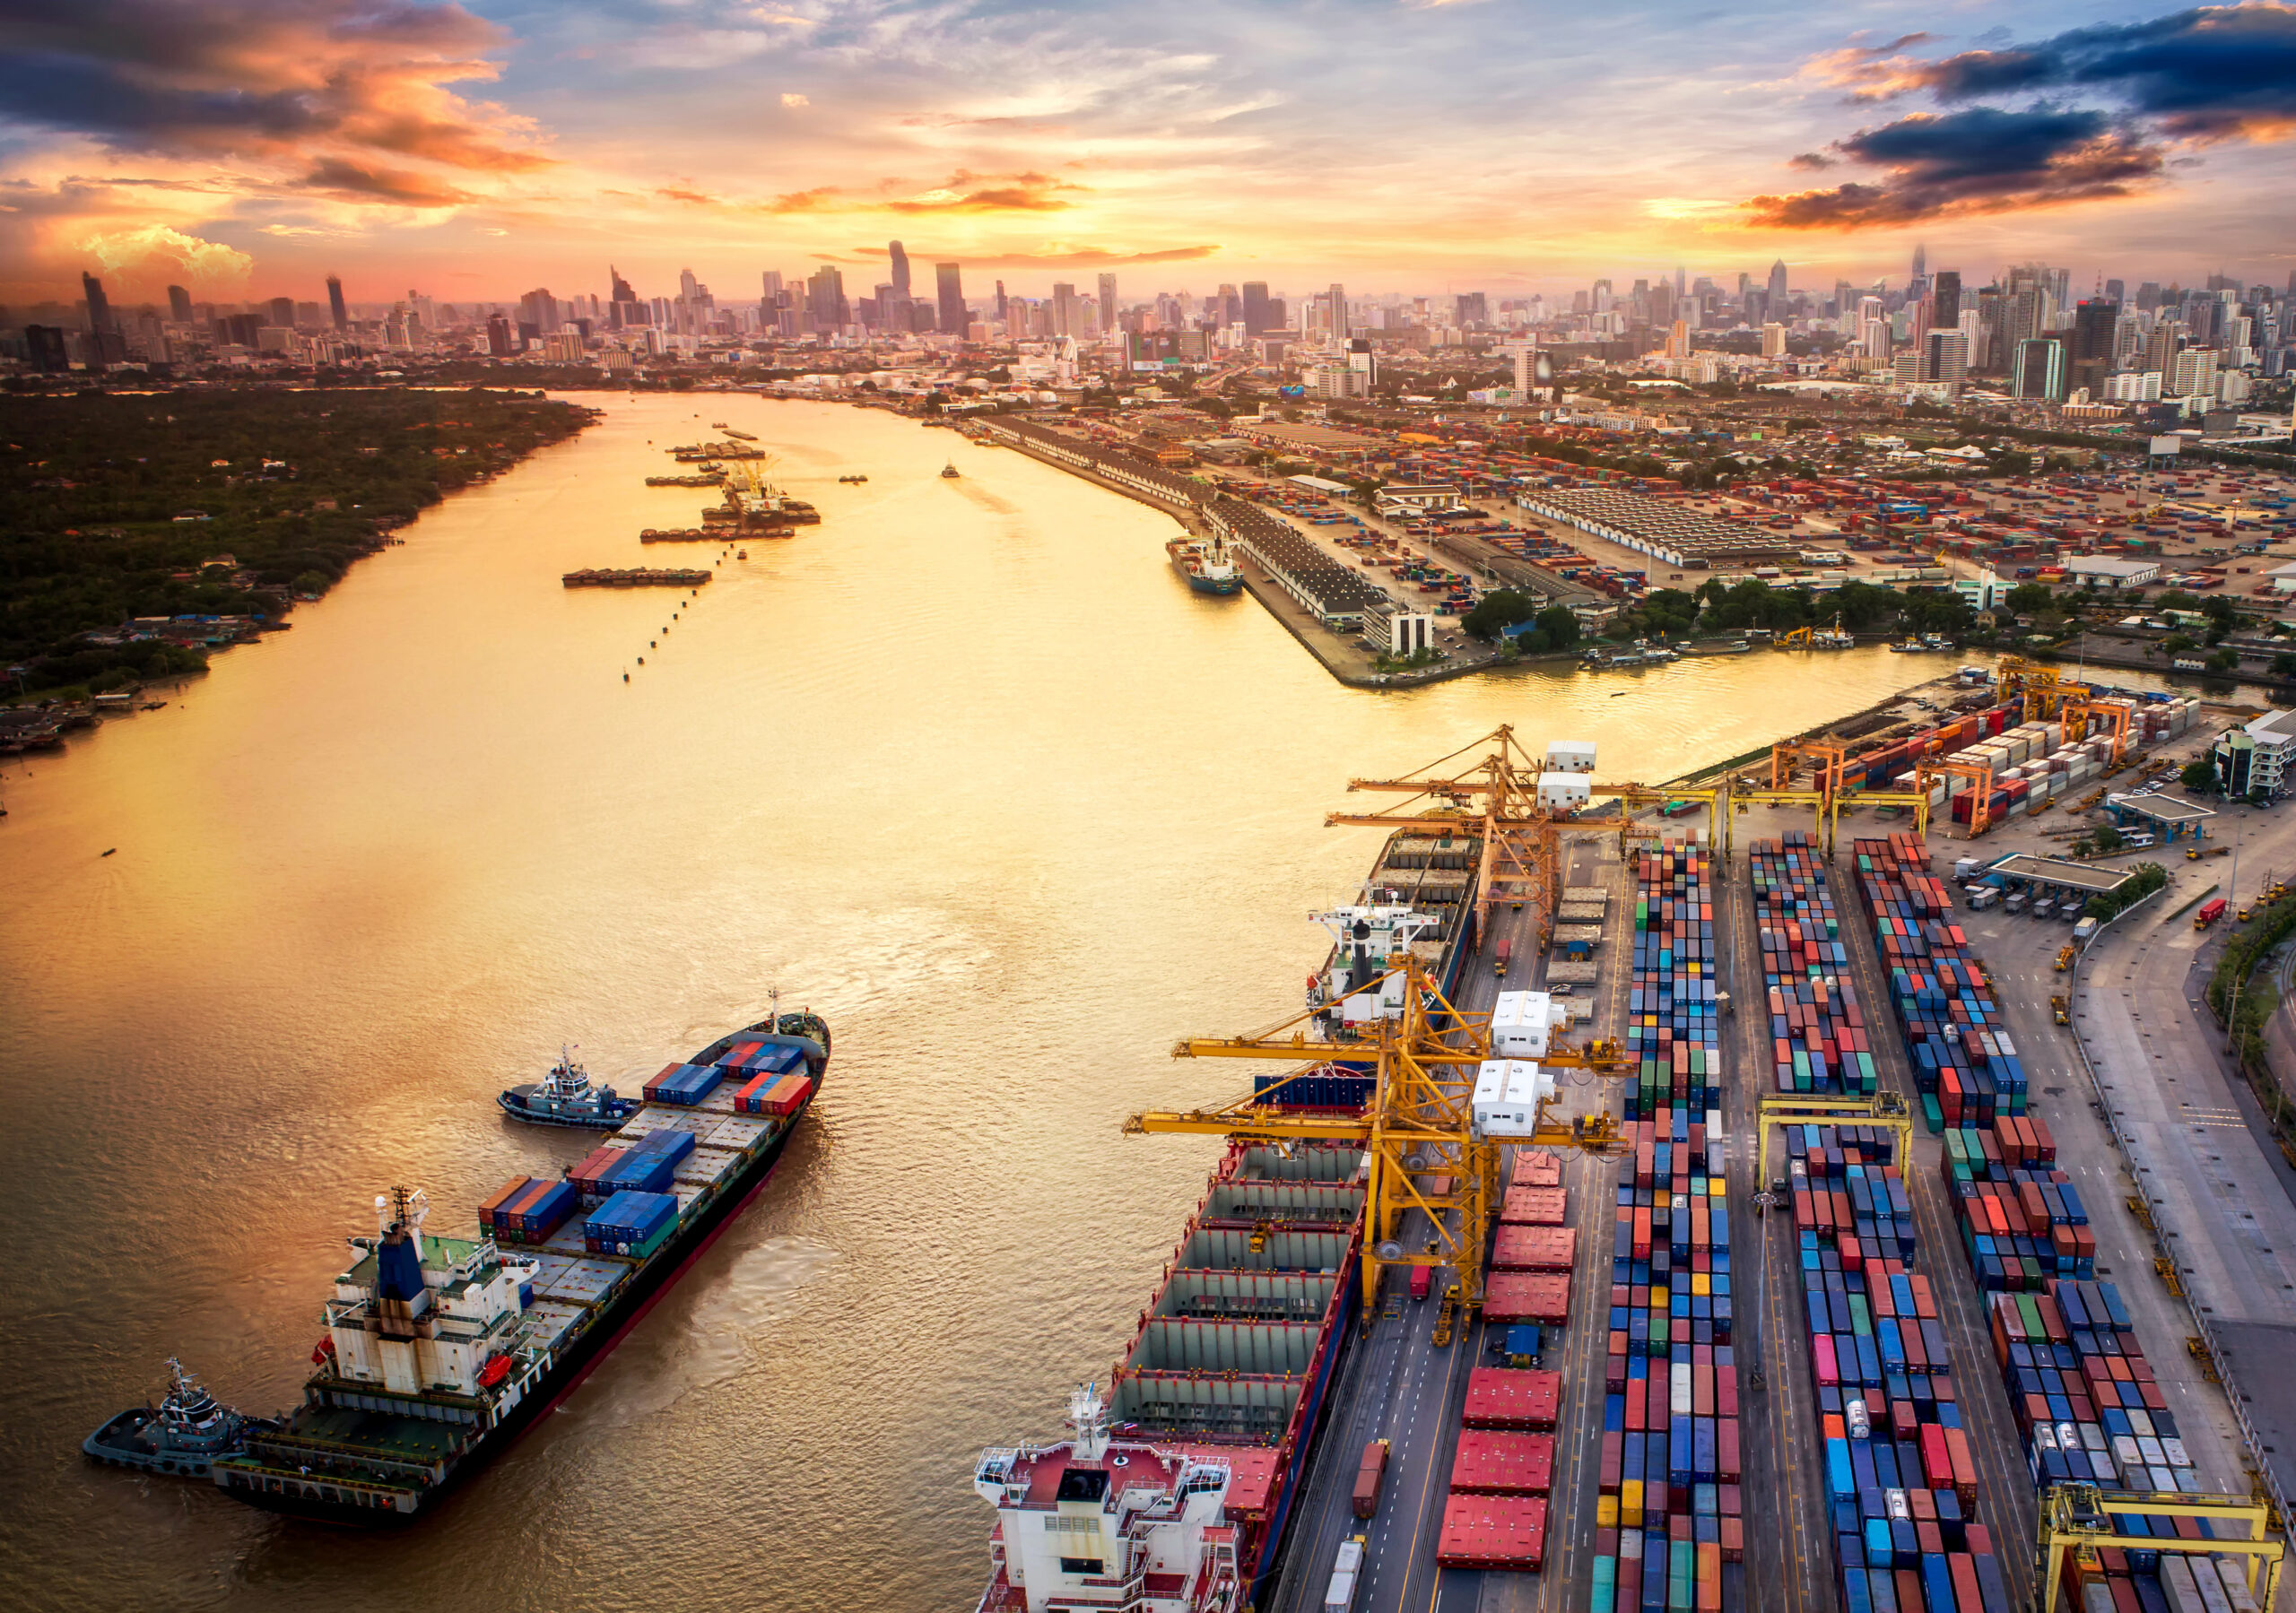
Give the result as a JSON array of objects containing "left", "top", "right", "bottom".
[
  {"left": 1127, "top": 953, "right": 1629, "bottom": 1320},
  {"left": 2035, "top": 1485, "right": 2283, "bottom": 1613},
  {"left": 1331, "top": 724, "right": 1558, "bottom": 945}
]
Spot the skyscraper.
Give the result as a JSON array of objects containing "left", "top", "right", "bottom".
[
  {"left": 1097, "top": 273, "right": 1117, "bottom": 333},
  {"left": 807, "top": 264, "right": 848, "bottom": 331},
  {"left": 1767, "top": 260, "right": 1788, "bottom": 309},
  {"left": 994, "top": 280, "right": 1007, "bottom": 323},
  {"left": 1240, "top": 282, "right": 1270, "bottom": 334},
  {"left": 889, "top": 241, "right": 911, "bottom": 302},
  {"left": 1910, "top": 244, "right": 1926, "bottom": 283},
  {"left": 168, "top": 284, "right": 193, "bottom": 323},
  {"left": 609, "top": 266, "right": 637, "bottom": 304},
  {"left": 267, "top": 296, "right": 295, "bottom": 327},
  {"left": 1327, "top": 283, "right": 1347, "bottom": 339},
  {"left": 1930, "top": 271, "right": 1961, "bottom": 332},
  {"left": 81, "top": 271, "right": 113, "bottom": 334},
  {"left": 935, "top": 262, "right": 965, "bottom": 335},
  {"left": 2012, "top": 338, "right": 2065, "bottom": 402},
  {"left": 2069, "top": 299, "right": 2119, "bottom": 399}
]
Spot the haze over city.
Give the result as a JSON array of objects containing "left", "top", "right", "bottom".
[{"left": 5, "top": 0, "right": 2295, "bottom": 303}]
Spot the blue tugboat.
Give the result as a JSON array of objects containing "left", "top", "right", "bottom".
[
  {"left": 84, "top": 1360, "right": 272, "bottom": 1479},
  {"left": 497, "top": 1047, "right": 639, "bottom": 1129}
]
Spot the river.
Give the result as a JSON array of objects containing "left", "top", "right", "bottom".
[{"left": 0, "top": 394, "right": 2017, "bottom": 1610}]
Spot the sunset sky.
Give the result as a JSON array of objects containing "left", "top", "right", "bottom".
[{"left": 5, "top": 0, "right": 2293, "bottom": 308}]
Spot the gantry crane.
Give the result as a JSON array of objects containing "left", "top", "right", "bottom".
[
  {"left": 1128, "top": 952, "right": 1629, "bottom": 1319},
  {"left": 1916, "top": 759, "right": 1998, "bottom": 837},
  {"left": 2060, "top": 697, "right": 2130, "bottom": 766},
  {"left": 1332, "top": 725, "right": 1557, "bottom": 946},
  {"left": 1770, "top": 739, "right": 1847, "bottom": 795},
  {"left": 2035, "top": 1484, "right": 2283, "bottom": 1613}
]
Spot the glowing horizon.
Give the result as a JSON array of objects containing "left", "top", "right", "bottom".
[{"left": 7, "top": 0, "right": 2294, "bottom": 309}]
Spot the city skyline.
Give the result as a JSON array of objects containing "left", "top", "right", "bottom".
[{"left": 5, "top": 0, "right": 2294, "bottom": 304}]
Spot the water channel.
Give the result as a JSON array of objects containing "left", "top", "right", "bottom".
[{"left": 0, "top": 394, "right": 2037, "bottom": 1609}]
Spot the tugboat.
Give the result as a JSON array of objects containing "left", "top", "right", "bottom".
[
  {"left": 496, "top": 1047, "right": 638, "bottom": 1129},
  {"left": 941, "top": 459, "right": 961, "bottom": 479},
  {"left": 84, "top": 1360, "right": 272, "bottom": 1479}
]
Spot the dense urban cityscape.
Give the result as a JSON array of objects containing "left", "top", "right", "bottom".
[{"left": 12, "top": 2, "right": 2296, "bottom": 1613}]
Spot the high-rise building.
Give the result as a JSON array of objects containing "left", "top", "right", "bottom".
[
  {"left": 760, "top": 270, "right": 783, "bottom": 301},
  {"left": 1767, "top": 259, "right": 1789, "bottom": 310},
  {"left": 1910, "top": 244, "right": 1926, "bottom": 284},
  {"left": 609, "top": 266, "right": 637, "bottom": 305},
  {"left": 485, "top": 314, "right": 514, "bottom": 356},
  {"left": 808, "top": 264, "right": 848, "bottom": 331},
  {"left": 994, "top": 280, "right": 1007, "bottom": 323},
  {"left": 168, "top": 284, "right": 193, "bottom": 324},
  {"left": 24, "top": 325, "right": 70, "bottom": 372},
  {"left": 1930, "top": 271, "right": 1961, "bottom": 332},
  {"left": 2013, "top": 337, "right": 2066, "bottom": 402},
  {"left": 81, "top": 271, "right": 113, "bottom": 334},
  {"left": 1666, "top": 319, "right": 1691, "bottom": 359},
  {"left": 2069, "top": 299, "right": 2119, "bottom": 400},
  {"left": 518, "top": 289, "right": 561, "bottom": 334},
  {"left": 325, "top": 274, "right": 349, "bottom": 333},
  {"left": 1456, "top": 291, "right": 1488, "bottom": 327},
  {"left": 889, "top": 241, "right": 911, "bottom": 302},
  {"left": 1327, "top": 283, "right": 1347, "bottom": 339},
  {"left": 1925, "top": 331, "right": 1970, "bottom": 385},
  {"left": 2170, "top": 347, "right": 2220, "bottom": 400},
  {"left": 1240, "top": 282, "right": 1270, "bottom": 334},
  {"left": 1761, "top": 323, "right": 1788, "bottom": 359},
  {"left": 1098, "top": 273, "right": 1118, "bottom": 333},
  {"left": 267, "top": 296, "right": 295, "bottom": 328},
  {"left": 935, "top": 262, "right": 965, "bottom": 335}
]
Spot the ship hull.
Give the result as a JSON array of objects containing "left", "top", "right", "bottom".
[
  {"left": 215, "top": 1037, "right": 822, "bottom": 1527},
  {"left": 1179, "top": 568, "right": 1243, "bottom": 595},
  {"left": 494, "top": 1089, "right": 636, "bottom": 1129},
  {"left": 1245, "top": 1240, "right": 1361, "bottom": 1600}
]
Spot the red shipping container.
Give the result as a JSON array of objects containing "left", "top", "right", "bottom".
[
  {"left": 1483, "top": 1271, "right": 1570, "bottom": 1324},
  {"left": 1492, "top": 1225, "right": 1575, "bottom": 1271},
  {"left": 1449, "top": 1430, "right": 1554, "bottom": 1495},
  {"left": 1463, "top": 1366, "right": 1561, "bottom": 1430},
  {"left": 1435, "top": 1495, "right": 1545, "bottom": 1570},
  {"left": 478, "top": 1175, "right": 533, "bottom": 1232}
]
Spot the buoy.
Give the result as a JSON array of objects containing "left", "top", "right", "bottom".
[
  {"left": 649, "top": 640, "right": 656, "bottom": 647},
  {"left": 623, "top": 672, "right": 630, "bottom": 681},
  {"left": 637, "top": 656, "right": 645, "bottom": 664}
]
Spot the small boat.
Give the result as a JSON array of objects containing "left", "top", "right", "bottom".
[
  {"left": 838, "top": 474, "right": 869, "bottom": 484},
  {"left": 84, "top": 1360, "right": 273, "bottom": 1479},
  {"left": 736, "top": 548, "right": 748, "bottom": 559},
  {"left": 496, "top": 1047, "right": 638, "bottom": 1129},
  {"left": 941, "top": 460, "right": 961, "bottom": 479}
]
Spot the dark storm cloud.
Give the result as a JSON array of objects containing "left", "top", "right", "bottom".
[
  {"left": 0, "top": 0, "right": 545, "bottom": 170},
  {"left": 1881, "top": 4, "right": 2296, "bottom": 140},
  {"left": 1745, "top": 105, "right": 2163, "bottom": 228}
]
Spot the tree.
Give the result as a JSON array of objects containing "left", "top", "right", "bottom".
[
  {"left": 2004, "top": 583, "right": 2055, "bottom": 615},
  {"left": 2209, "top": 647, "right": 2239, "bottom": 671},
  {"left": 2273, "top": 654, "right": 2296, "bottom": 680},
  {"left": 2183, "top": 758, "right": 2220, "bottom": 794},
  {"left": 1461, "top": 589, "right": 1540, "bottom": 641},
  {"left": 1535, "top": 604, "right": 1581, "bottom": 649},
  {"left": 2161, "top": 633, "right": 2196, "bottom": 653},
  {"left": 2092, "top": 823, "right": 2126, "bottom": 854}
]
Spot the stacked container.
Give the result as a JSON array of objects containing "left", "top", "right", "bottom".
[
  {"left": 735, "top": 1071, "right": 814, "bottom": 1116},
  {"left": 1752, "top": 835, "right": 1876, "bottom": 1097},
  {"left": 476, "top": 1175, "right": 578, "bottom": 1245},
  {"left": 1941, "top": 1120, "right": 2095, "bottom": 1289},
  {"left": 1990, "top": 1279, "right": 2205, "bottom": 1502},
  {"left": 1592, "top": 839, "right": 1743, "bottom": 1612},
  {"left": 582, "top": 1189, "right": 679, "bottom": 1258},
  {"left": 642, "top": 1062, "right": 724, "bottom": 1106},
  {"left": 1787, "top": 1127, "right": 2013, "bottom": 1613},
  {"left": 1852, "top": 837, "right": 2028, "bottom": 1132}
]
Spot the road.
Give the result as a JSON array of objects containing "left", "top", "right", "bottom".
[{"left": 2066, "top": 816, "right": 2296, "bottom": 1506}]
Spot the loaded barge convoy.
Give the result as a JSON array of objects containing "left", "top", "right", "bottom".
[
  {"left": 972, "top": 827, "right": 1481, "bottom": 1613},
  {"left": 202, "top": 1011, "right": 829, "bottom": 1523}
]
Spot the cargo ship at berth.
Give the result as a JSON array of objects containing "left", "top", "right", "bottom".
[
  {"left": 208, "top": 1011, "right": 829, "bottom": 1524},
  {"left": 971, "top": 826, "right": 1478, "bottom": 1613},
  {"left": 1166, "top": 535, "right": 1241, "bottom": 595}
]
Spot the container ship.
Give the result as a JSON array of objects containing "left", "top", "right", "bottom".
[
  {"left": 1166, "top": 535, "right": 1241, "bottom": 595},
  {"left": 971, "top": 825, "right": 1478, "bottom": 1612},
  {"left": 208, "top": 1010, "right": 829, "bottom": 1523}
]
